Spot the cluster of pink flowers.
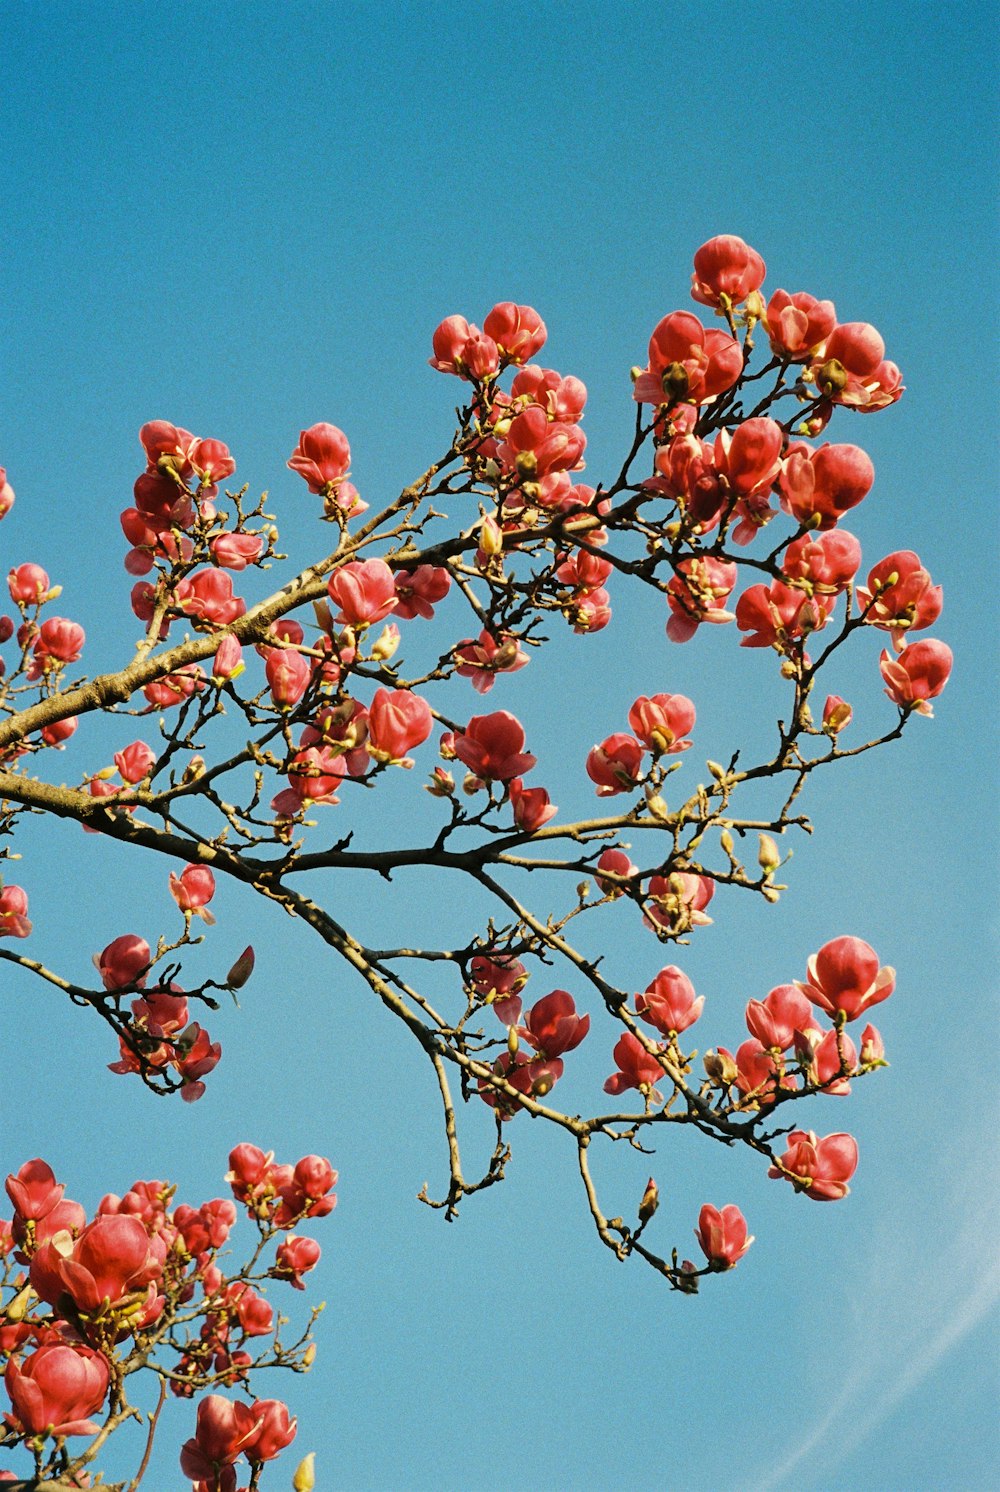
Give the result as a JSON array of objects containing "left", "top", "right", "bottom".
[
  {"left": 478, "top": 988, "right": 590, "bottom": 1117},
  {"left": 0, "top": 1149, "right": 331, "bottom": 1475}
]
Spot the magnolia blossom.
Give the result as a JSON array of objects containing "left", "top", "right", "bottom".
[
  {"left": 454, "top": 711, "right": 536, "bottom": 782},
  {"left": 764, "top": 289, "right": 837, "bottom": 361},
  {"left": 595, "top": 848, "right": 638, "bottom": 897},
  {"left": 799, "top": 935, "right": 895, "bottom": 1023},
  {"left": 454, "top": 630, "right": 529, "bottom": 693},
  {"left": 634, "top": 310, "right": 743, "bottom": 407},
  {"left": 328, "top": 559, "right": 398, "bottom": 627},
  {"left": 287, "top": 423, "right": 351, "bottom": 493},
  {"left": 603, "top": 1032, "right": 666, "bottom": 1098},
  {"left": 627, "top": 694, "right": 695, "bottom": 754},
  {"left": 635, "top": 965, "right": 704, "bottom": 1036},
  {"left": 5, "top": 1343, "right": 109, "bottom": 1438},
  {"left": 858, "top": 551, "right": 943, "bottom": 646},
  {"left": 586, "top": 733, "right": 645, "bottom": 795},
  {"left": 0, "top": 884, "right": 32, "bottom": 940},
  {"left": 643, "top": 873, "right": 714, "bottom": 936},
  {"left": 509, "top": 777, "right": 556, "bottom": 832},
  {"left": 367, "top": 688, "right": 433, "bottom": 764},
  {"left": 695, "top": 1204, "right": 754, "bottom": 1268},
  {"left": 768, "top": 1130, "right": 859, "bottom": 1201},
  {"left": 690, "top": 235, "right": 766, "bottom": 308},
  {"left": 483, "top": 302, "right": 548, "bottom": 364},
  {"left": 169, "top": 863, "right": 217, "bottom": 921},
  {"left": 517, "top": 990, "right": 590, "bottom": 1058}
]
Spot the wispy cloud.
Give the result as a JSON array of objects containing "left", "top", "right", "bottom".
[{"left": 755, "top": 1157, "right": 1000, "bottom": 1492}]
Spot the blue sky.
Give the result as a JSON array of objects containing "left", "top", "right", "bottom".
[{"left": 2, "top": 3, "right": 998, "bottom": 1488}]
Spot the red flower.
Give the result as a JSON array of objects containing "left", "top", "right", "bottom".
[{"left": 695, "top": 1203, "right": 754, "bottom": 1268}]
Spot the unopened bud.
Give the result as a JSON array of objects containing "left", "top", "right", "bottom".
[
  {"left": 780, "top": 659, "right": 798, "bottom": 679},
  {"left": 704, "top": 1049, "right": 737, "bottom": 1086},
  {"left": 645, "top": 788, "right": 670, "bottom": 822},
  {"left": 815, "top": 357, "right": 848, "bottom": 395},
  {"left": 638, "top": 1177, "right": 659, "bottom": 1225},
  {"left": 757, "top": 834, "right": 781, "bottom": 874},
  {"left": 479, "top": 515, "right": 504, "bottom": 556},
  {"left": 577, "top": 880, "right": 591, "bottom": 900},
  {"left": 493, "top": 637, "right": 521, "bottom": 670},
  {"left": 95, "top": 765, "right": 117, "bottom": 781},
  {"left": 302, "top": 1342, "right": 317, "bottom": 1369},
  {"left": 226, "top": 945, "right": 255, "bottom": 989},
  {"left": 424, "top": 766, "right": 455, "bottom": 798},
  {"left": 6, "top": 1284, "right": 32, "bottom": 1322},
  {"left": 761, "top": 885, "right": 781, "bottom": 903},
  {"left": 312, "top": 599, "right": 334, "bottom": 635},
  {"left": 706, "top": 760, "right": 727, "bottom": 782},
  {"left": 462, "top": 773, "right": 484, "bottom": 795},
  {"left": 293, "top": 1453, "right": 317, "bottom": 1491},
  {"left": 720, "top": 829, "right": 735, "bottom": 856},
  {"left": 45, "top": 585, "right": 63, "bottom": 602},
  {"left": 507, "top": 1026, "right": 519, "bottom": 1056},
  {"left": 371, "top": 623, "right": 400, "bottom": 661}
]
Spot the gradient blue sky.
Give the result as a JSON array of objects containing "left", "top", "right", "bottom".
[{"left": 2, "top": 4, "right": 998, "bottom": 1489}]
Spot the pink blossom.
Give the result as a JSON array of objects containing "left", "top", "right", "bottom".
[
  {"left": 0, "top": 884, "right": 32, "bottom": 940},
  {"left": 244, "top": 1397, "right": 297, "bottom": 1463},
  {"left": 498, "top": 406, "right": 587, "bottom": 479},
  {"left": 800, "top": 935, "right": 895, "bottom": 1023},
  {"left": 596, "top": 848, "right": 638, "bottom": 897},
  {"left": 274, "top": 1234, "right": 321, "bottom": 1290},
  {"left": 30, "top": 1212, "right": 163, "bottom": 1316},
  {"left": 287, "top": 423, "right": 351, "bottom": 494},
  {"left": 778, "top": 442, "right": 875, "bottom": 529},
  {"left": 29, "top": 617, "right": 85, "bottom": 677},
  {"left": 509, "top": 776, "right": 556, "bottom": 832},
  {"left": 695, "top": 1203, "right": 754, "bottom": 1268},
  {"left": 733, "top": 1038, "right": 796, "bottom": 1107},
  {"left": 95, "top": 934, "right": 151, "bottom": 991},
  {"left": 139, "top": 420, "right": 196, "bottom": 476},
  {"left": 142, "top": 665, "right": 205, "bottom": 710},
  {"left": 0, "top": 469, "right": 15, "bottom": 519},
  {"left": 180, "top": 1394, "right": 263, "bottom": 1481},
  {"left": 210, "top": 532, "right": 264, "bottom": 571},
  {"left": 367, "top": 688, "right": 433, "bottom": 764},
  {"left": 586, "top": 733, "right": 645, "bottom": 796},
  {"left": 41, "top": 715, "right": 78, "bottom": 748},
  {"left": 768, "top": 1129, "right": 859, "bottom": 1201},
  {"left": 5, "top": 1343, "right": 109, "bottom": 1438},
  {"left": 635, "top": 311, "right": 743, "bottom": 407},
  {"left": 454, "top": 630, "right": 529, "bottom": 694},
  {"left": 5, "top": 1159, "right": 65, "bottom": 1222},
  {"left": 603, "top": 1032, "right": 665, "bottom": 1097},
  {"left": 745, "top": 984, "right": 814, "bottom": 1052},
  {"left": 811, "top": 322, "right": 891, "bottom": 409},
  {"left": 665, "top": 556, "right": 738, "bottom": 642},
  {"left": 176, "top": 569, "right": 247, "bottom": 627},
  {"left": 213, "top": 634, "right": 244, "bottom": 683},
  {"left": 510, "top": 364, "right": 586, "bottom": 422},
  {"left": 393, "top": 565, "right": 451, "bottom": 620},
  {"left": 764, "top": 290, "right": 837, "bottom": 361},
  {"left": 518, "top": 990, "right": 589, "bottom": 1058},
  {"left": 735, "top": 579, "right": 833, "bottom": 650},
  {"left": 782, "top": 529, "right": 863, "bottom": 595},
  {"left": 857, "top": 551, "right": 943, "bottom": 646},
  {"left": 690, "top": 235, "right": 766, "bottom": 309},
  {"left": 266, "top": 649, "right": 312, "bottom": 709},
  {"left": 635, "top": 965, "right": 704, "bottom": 1035},
  {"left": 470, "top": 952, "right": 528, "bottom": 1025},
  {"left": 822, "top": 695, "right": 853, "bottom": 735},
  {"left": 188, "top": 437, "right": 236, "bottom": 487},
  {"left": 328, "top": 559, "right": 398, "bottom": 627},
  {"left": 808, "top": 1027, "right": 858, "bottom": 1096},
  {"left": 454, "top": 711, "right": 536, "bottom": 783},
  {"left": 286, "top": 746, "right": 348, "bottom": 804},
  {"left": 428, "top": 315, "right": 500, "bottom": 379},
  {"left": 627, "top": 693, "right": 695, "bottom": 755},
  {"left": 643, "top": 873, "right": 714, "bottom": 936},
  {"left": 114, "top": 740, "right": 156, "bottom": 784},
  {"left": 8, "top": 563, "right": 50, "bottom": 605},
  {"left": 169, "top": 864, "right": 217, "bottom": 921},
  {"left": 483, "top": 302, "right": 548, "bottom": 365}
]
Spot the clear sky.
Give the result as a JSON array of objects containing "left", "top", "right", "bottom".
[{"left": 2, "top": 3, "right": 998, "bottom": 1489}]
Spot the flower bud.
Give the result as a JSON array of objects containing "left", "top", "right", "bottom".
[
  {"left": 704, "top": 1049, "right": 738, "bottom": 1086},
  {"left": 757, "top": 834, "right": 781, "bottom": 873},
  {"left": 371, "top": 623, "right": 400, "bottom": 661},
  {"left": 479, "top": 516, "right": 504, "bottom": 556},
  {"left": 293, "top": 1453, "right": 317, "bottom": 1491},
  {"left": 226, "top": 945, "right": 255, "bottom": 989},
  {"left": 507, "top": 1026, "right": 519, "bottom": 1056},
  {"left": 638, "top": 1177, "right": 659, "bottom": 1225},
  {"left": 720, "top": 829, "right": 735, "bottom": 855}
]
